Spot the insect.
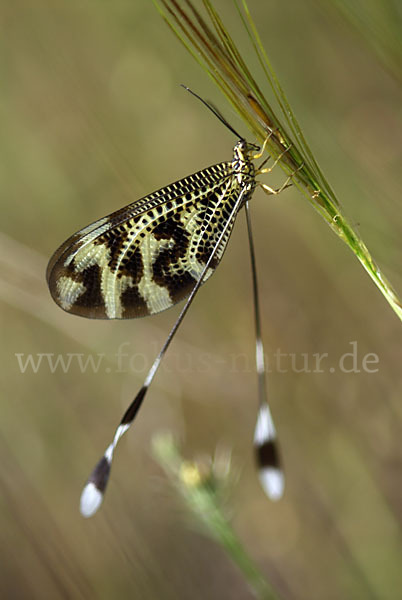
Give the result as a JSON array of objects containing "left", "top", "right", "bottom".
[{"left": 47, "top": 87, "right": 290, "bottom": 517}]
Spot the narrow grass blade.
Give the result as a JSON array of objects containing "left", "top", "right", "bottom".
[{"left": 153, "top": 0, "right": 402, "bottom": 322}]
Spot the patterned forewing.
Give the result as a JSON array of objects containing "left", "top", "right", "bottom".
[{"left": 47, "top": 162, "right": 245, "bottom": 319}]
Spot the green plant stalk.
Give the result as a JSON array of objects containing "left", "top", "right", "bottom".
[
  {"left": 152, "top": 434, "right": 280, "bottom": 600},
  {"left": 153, "top": 0, "right": 402, "bottom": 322}
]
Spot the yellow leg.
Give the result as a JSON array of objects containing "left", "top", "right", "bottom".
[
  {"left": 252, "top": 134, "right": 272, "bottom": 161},
  {"left": 258, "top": 181, "right": 291, "bottom": 196},
  {"left": 257, "top": 143, "right": 293, "bottom": 175},
  {"left": 258, "top": 162, "right": 304, "bottom": 196}
]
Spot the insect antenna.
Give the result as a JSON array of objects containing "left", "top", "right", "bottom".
[
  {"left": 180, "top": 84, "right": 244, "bottom": 140},
  {"left": 80, "top": 186, "right": 250, "bottom": 517},
  {"left": 244, "top": 201, "right": 284, "bottom": 500}
]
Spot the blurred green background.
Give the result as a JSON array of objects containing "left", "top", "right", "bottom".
[{"left": 2, "top": 1, "right": 402, "bottom": 598}]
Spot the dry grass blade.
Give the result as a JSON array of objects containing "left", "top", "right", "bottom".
[{"left": 154, "top": 0, "right": 402, "bottom": 322}]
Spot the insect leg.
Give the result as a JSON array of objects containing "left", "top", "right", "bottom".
[
  {"left": 258, "top": 161, "right": 304, "bottom": 196},
  {"left": 256, "top": 143, "right": 293, "bottom": 175}
]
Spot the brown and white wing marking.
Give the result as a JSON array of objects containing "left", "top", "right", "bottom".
[{"left": 47, "top": 162, "right": 243, "bottom": 319}]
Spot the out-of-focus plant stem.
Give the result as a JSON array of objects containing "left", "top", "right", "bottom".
[{"left": 152, "top": 434, "right": 281, "bottom": 600}]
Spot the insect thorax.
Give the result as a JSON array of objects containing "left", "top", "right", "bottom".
[{"left": 231, "top": 139, "right": 257, "bottom": 199}]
